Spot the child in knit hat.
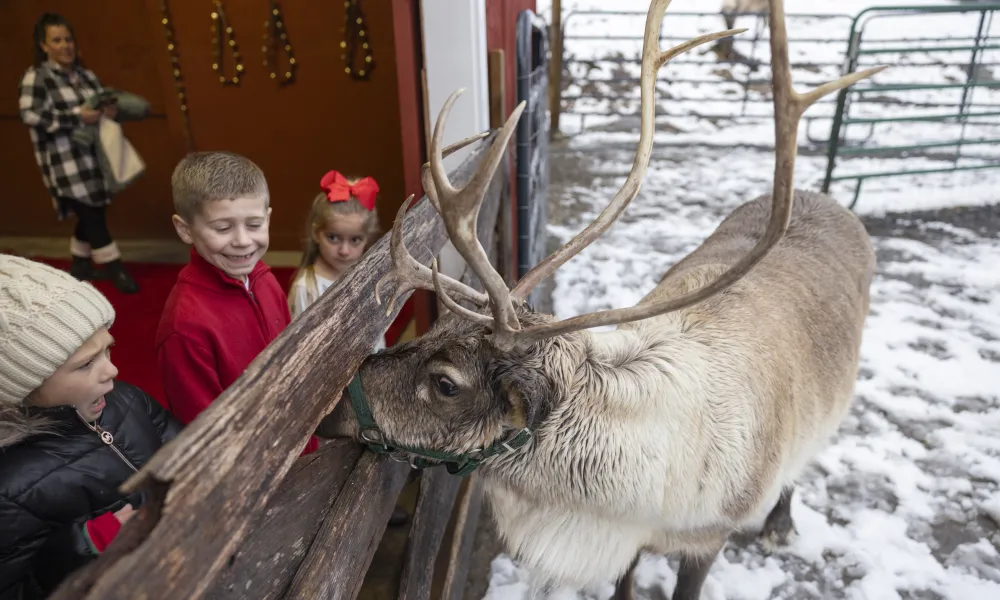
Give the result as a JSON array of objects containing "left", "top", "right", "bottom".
[{"left": 0, "top": 255, "right": 182, "bottom": 600}]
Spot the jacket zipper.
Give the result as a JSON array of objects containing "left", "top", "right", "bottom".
[
  {"left": 77, "top": 414, "right": 139, "bottom": 472},
  {"left": 244, "top": 275, "right": 270, "bottom": 334}
]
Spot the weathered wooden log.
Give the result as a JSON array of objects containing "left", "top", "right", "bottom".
[
  {"left": 437, "top": 476, "right": 486, "bottom": 600},
  {"left": 49, "top": 135, "right": 498, "bottom": 600},
  {"left": 203, "top": 440, "right": 364, "bottom": 600},
  {"left": 397, "top": 469, "right": 463, "bottom": 600},
  {"left": 283, "top": 453, "right": 412, "bottom": 599}
]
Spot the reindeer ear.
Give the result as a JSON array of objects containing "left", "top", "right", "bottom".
[{"left": 490, "top": 354, "right": 552, "bottom": 430}]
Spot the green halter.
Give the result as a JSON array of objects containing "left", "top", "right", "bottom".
[{"left": 346, "top": 373, "right": 533, "bottom": 477}]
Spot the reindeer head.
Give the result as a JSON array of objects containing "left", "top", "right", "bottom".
[
  {"left": 323, "top": 306, "right": 562, "bottom": 475},
  {"left": 325, "top": 0, "right": 885, "bottom": 476}
]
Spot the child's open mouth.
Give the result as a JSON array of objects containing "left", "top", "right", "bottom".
[
  {"left": 90, "top": 396, "right": 106, "bottom": 412},
  {"left": 224, "top": 252, "right": 256, "bottom": 264}
]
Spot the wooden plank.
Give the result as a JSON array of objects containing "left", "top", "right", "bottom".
[
  {"left": 203, "top": 441, "right": 363, "bottom": 600},
  {"left": 396, "top": 469, "right": 463, "bottom": 600},
  {"left": 49, "top": 137, "right": 498, "bottom": 600},
  {"left": 488, "top": 50, "right": 507, "bottom": 130},
  {"left": 437, "top": 476, "right": 486, "bottom": 600},
  {"left": 283, "top": 453, "right": 412, "bottom": 599}
]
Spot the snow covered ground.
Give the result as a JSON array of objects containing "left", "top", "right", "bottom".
[{"left": 480, "top": 1, "right": 1000, "bottom": 599}]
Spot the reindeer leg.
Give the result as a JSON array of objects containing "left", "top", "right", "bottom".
[
  {"left": 760, "top": 485, "right": 796, "bottom": 548},
  {"left": 613, "top": 554, "right": 640, "bottom": 600},
  {"left": 671, "top": 544, "right": 723, "bottom": 600}
]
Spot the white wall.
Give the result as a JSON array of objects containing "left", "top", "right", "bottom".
[{"left": 419, "top": 0, "right": 491, "bottom": 281}]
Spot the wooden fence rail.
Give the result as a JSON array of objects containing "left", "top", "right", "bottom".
[{"left": 52, "top": 135, "right": 509, "bottom": 600}]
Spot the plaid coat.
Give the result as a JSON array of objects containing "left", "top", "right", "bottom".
[{"left": 18, "top": 62, "right": 109, "bottom": 219}]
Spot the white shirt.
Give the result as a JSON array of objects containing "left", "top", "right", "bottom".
[{"left": 290, "top": 270, "right": 386, "bottom": 352}]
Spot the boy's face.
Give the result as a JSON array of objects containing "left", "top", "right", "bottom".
[
  {"left": 29, "top": 327, "right": 117, "bottom": 422},
  {"left": 173, "top": 195, "right": 271, "bottom": 280}
]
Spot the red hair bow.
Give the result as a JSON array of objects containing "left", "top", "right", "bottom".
[{"left": 319, "top": 170, "right": 379, "bottom": 211}]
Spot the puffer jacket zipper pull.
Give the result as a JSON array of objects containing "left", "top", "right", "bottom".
[{"left": 77, "top": 413, "right": 139, "bottom": 472}]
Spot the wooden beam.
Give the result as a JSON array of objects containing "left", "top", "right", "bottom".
[
  {"left": 284, "top": 453, "right": 412, "bottom": 599},
  {"left": 202, "top": 441, "right": 363, "bottom": 600},
  {"left": 488, "top": 49, "right": 506, "bottom": 130},
  {"left": 49, "top": 137, "right": 499, "bottom": 600},
  {"left": 397, "top": 469, "right": 463, "bottom": 600},
  {"left": 436, "top": 476, "right": 486, "bottom": 600}
]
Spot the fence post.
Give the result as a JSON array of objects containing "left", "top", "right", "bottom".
[
  {"left": 821, "top": 21, "right": 863, "bottom": 194},
  {"left": 548, "top": 0, "right": 562, "bottom": 138},
  {"left": 955, "top": 9, "right": 993, "bottom": 163}
]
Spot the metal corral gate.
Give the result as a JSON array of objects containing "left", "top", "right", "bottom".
[
  {"left": 516, "top": 9, "right": 551, "bottom": 310},
  {"left": 556, "top": 3, "right": 1000, "bottom": 211},
  {"left": 821, "top": 2, "right": 1000, "bottom": 208}
]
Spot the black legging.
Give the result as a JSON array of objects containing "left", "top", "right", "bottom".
[{"left": 67, "top": 199, "right": 112, "bottom": 249}]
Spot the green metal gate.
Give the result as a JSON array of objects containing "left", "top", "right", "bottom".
[{"left": 820, "top": 2, "right": 1000, "bottom": 210}]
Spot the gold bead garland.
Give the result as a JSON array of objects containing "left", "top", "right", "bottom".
[
  {"left": 262, "top": 0, "right": 296, "bottom": 84},
  {"left": 211, "top": 0, "right": 243, "bottom": 85},
  {"left": 159, "top": 1, "right": 193, "bottom": 148},
  {"left": 341, "top": 0, "right": 374, "bottom": 80}
]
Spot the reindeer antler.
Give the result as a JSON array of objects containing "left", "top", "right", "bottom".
[
  {"left": 510, "top": 0, "right": 746, "bottom": 302},
  {"left": 426, "top": 90, "right": 527, "bottom": 336},
  {"left": 374, "top": 134, "right": 493, "bottom": 316},
  {"left": 501, "top": 0, "right": 886, "bottom": 346}
]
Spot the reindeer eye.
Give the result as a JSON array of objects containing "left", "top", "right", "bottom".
[{"left": 435, "top": 376, "right": 459, "bottom": 397}]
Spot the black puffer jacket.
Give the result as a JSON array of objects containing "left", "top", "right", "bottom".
[{"left": 0, "top": 380, "right": 182, "bottom": 600}]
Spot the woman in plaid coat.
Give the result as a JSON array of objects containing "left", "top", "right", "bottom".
[{"left": 17, "top": 13, "right": 139, "bottom": 294}]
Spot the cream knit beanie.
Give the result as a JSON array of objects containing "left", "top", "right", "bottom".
[{"left": 0, "top": 255, "right": 116, "bottom": 406}]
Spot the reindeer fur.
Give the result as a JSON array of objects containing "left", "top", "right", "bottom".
[{"left": 324, "top": 189, "right": 875, "bottom": 592}]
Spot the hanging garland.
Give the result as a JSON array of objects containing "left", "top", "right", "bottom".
[
  {"left": 210, "top": 0, "right": 244, "bottom": 85},
  {"left": 262, "top": 0, "right": 296, "bottom": 84},
  {"left": 341, "top": 0, "right": 375, "bottom": 80},
  {"left": 158, "top": 1, "right": 193, "bottom": 149}
]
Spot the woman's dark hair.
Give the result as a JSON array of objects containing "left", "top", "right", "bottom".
[{"left": 33, "top": 12, "right": 78, "bottom": 67}]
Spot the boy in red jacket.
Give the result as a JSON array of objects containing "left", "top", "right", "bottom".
[{"left": 155, "top": 151, "right": 318, "bottom": 455}]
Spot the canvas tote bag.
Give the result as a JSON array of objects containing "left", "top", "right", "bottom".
[{"left": 97, "top": 116, "right": 146, "bottom": 195}]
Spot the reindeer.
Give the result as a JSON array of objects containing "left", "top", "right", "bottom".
[
  {"left": 320, "top": 1, "right": 884, "bottom": 598},
  {"left": 714, "top": 0, "right": 770, "bottom": 64}
]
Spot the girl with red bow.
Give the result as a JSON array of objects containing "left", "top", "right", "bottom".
[
  {"left": 287, "top": 170, "right": 383, "bottom": 332},
  {"left": 288, "top": 170, "right": 411, "bottom": 527}
]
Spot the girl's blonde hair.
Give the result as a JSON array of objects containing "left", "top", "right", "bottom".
[{"left": 288, "top": 178, "right": 382, "bottom": 314}]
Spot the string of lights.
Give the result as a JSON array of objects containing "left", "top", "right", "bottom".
[
  {"left": 263, "top": 0, "right": 296, "bottom": 84},
  {"left": 211, "top": 0, "right": 244, "bottom": 85},
  {"left": 341, "top": 0, "right": 375, "bottom": 80}
]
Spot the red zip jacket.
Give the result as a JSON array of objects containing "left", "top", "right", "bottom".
[{"left": 155, "top": 248, "right": 319, "bottom": 455}]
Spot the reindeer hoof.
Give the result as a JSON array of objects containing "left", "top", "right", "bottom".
[{"left": 759, "top": 519, "right": 797, "bottom": 552}]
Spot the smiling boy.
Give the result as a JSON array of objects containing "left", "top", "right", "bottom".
[{"left": 155, "top": 151, "right": 318, "bottom": 454}]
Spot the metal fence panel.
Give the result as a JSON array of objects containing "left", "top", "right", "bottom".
[
  {"left": 517, "top": 9, "right": 551, "bottom": 309},
  {"left": 820, "top": 2, "right": 1000, "bottom": 209},
  {"left": 555, "top": 3, "right": 1000, "bottom": 211}
]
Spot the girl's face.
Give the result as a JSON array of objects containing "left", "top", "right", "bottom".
[
  {"left": 28, "top": 327, "right": 117, "bottom": 422},
  {"left": 315, "top": 212, "right": 368, "bottom": 277},
  {"left": 41, "top": 25, "right": 76, "bottom": 68}
]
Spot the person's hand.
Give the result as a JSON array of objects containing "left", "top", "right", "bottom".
[
  {"left": 113, "top": 504, "right": 136, "bottom": 525},
  {"left": 102, "top": 102, "right": 118, "bottom": 120},
  {"left": 80, "top": 106, "right": 101, "bottom": 125}
]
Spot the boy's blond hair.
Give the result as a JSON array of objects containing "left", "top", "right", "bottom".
[{"left": 171, "top": 151, "right": 269, "bottom": 222}]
